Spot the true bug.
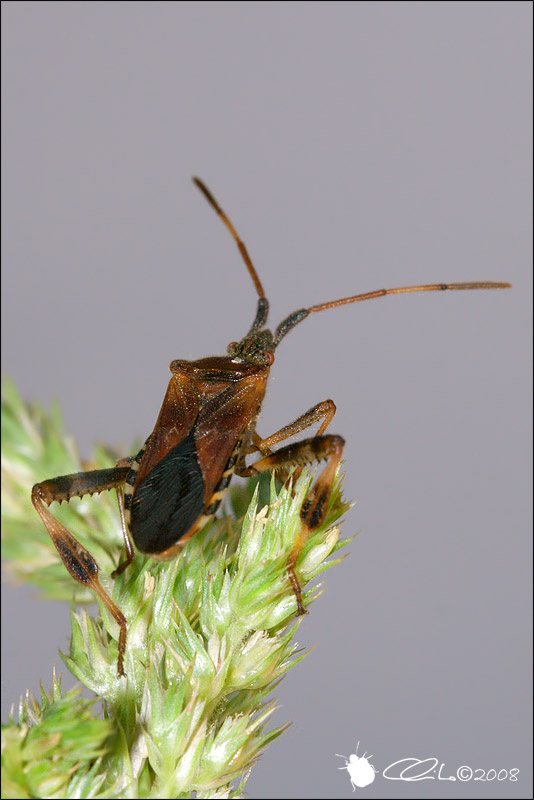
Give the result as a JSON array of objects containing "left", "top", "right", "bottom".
[{"left": 31, "top": 177, "right": 511, "bottom": 676}]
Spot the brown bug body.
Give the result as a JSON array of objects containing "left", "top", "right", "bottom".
[
  {"left": 123, "top": 355, "right": 271, "bottom": 559},
  {"left": 31, "top": 177, "right": 510, "bottom": 676}
]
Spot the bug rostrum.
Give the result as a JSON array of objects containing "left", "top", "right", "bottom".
[{"left": 31, "top": 177, "right": 511, "bottom": 676}]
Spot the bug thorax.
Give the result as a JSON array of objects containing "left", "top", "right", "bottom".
[{"left": 227, "top": 329, "right": 275, "bottom": 366}]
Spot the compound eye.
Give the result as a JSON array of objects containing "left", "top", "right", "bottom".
[
  {"left": 227, "top": 341, "right": 238, "bottom": 354},
  {"left": 264, "top": 351, "right": 275, "bottom": 365},
  {"left": 169, "top": 359, "right": 183, "bottom": 372}
]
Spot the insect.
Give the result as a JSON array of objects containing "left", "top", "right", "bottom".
[
  {"left": 337, "top": 743, "right": 377, "bottom": 789},
  {"left": 31, "top": 177, "right": 511, "bottom": 676}
]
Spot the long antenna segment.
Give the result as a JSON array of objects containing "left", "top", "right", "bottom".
[
  {"left": 193, "top": 176, "right": 266, "bottom": 299},
  {"left": 307, "top": 281, "right": 512, "bottom": 314}
]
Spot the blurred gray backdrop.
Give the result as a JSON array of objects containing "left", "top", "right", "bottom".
[{"left": 2, "top": 3, "right": 532, "bottom": 798}]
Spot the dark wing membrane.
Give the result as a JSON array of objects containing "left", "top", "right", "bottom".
[{"left": 130, "top": 429, "right": 205, "bottom": 554}]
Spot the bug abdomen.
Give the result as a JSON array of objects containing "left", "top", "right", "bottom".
[{"left": 128, "top": 430, "right": 205, "bottom": 554}]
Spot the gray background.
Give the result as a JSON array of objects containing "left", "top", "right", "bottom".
[{"left": 2, "top": 2, "right": 531, "bottom": 798}]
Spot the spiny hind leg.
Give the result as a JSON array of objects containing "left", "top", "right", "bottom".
[
  {"left": 237, "top": 406, "right": 344, "bottom": 615},
  {"left": 31, "top": 464, "right": 130, "bottom": 675}
]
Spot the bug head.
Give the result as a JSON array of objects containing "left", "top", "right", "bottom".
[
  {"left": 224, "top": 296, "right": 273, "bottom": 364},
  {"left": 227, "top": 329, "right": 275, "bottom": 365},
  {"left": 227, "top": 296, "right": 312, "bottom": 365}
]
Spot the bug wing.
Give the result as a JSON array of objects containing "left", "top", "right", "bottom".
[
  {"left": 130, "top": 429, "right": 205, "bottom": 553},
  {"left": 128, "top": 372, "right": 203, "bottom": 554},
  {"left": 194, "top": 373, "right": 268, "bottom": 499},
  {"left": 135, "top": 372, "right": 199, "bottom": 485}
]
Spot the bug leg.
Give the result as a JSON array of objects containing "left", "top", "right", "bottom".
[
  {"left": 110, "top": 487, "right": 136, "bottom": 578},
  {"left": 291, "top": 435, "right": 344, "bottom": 613},
  {"left": 243, "top": 434, "right": 344, "bottom": 613},
  {"left": 255, "top": 400, "right": 336, "bottom": 448},
  {"left": 31, "top": 466, "right": 130, "bottom": 675},
  {"left": 237, "top": 400, "right": 337, "bottom": 483},
  {"left": 110, "top": 457, "right": 136, "bottom": 578},
  {"left": 236, "top": 399, "right": 343, "bottom": 615}
]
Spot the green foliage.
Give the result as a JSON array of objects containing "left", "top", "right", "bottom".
[
  {"left": 1, "top": 675, "right": 113, "bottom": 799},
  {"left": 1, "top": 380, "right": 353, "bottom": 798},
  {"left": 1, "top": 379, "right": 124, "bottom": 601}
]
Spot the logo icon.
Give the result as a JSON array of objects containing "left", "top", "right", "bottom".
[{"left": 337, "top": 742, "right": 377, "bottom": 789}]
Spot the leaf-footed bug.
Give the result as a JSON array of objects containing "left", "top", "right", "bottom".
[{"left": 31, "top": 177, "right": 511, "bottom": 676}]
